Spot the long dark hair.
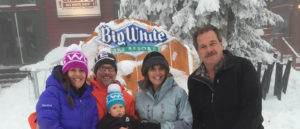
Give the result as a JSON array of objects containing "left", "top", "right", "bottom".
[{"left": 62, "top": 73, "right": 75, "bottom": 109}]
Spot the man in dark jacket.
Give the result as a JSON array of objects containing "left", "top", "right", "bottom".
[{"left": 188, "top": 25, "right": 264, "bottom": 129}]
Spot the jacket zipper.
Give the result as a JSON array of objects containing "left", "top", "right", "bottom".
[
  {"left": 79, "top": 98, "right": 82, "bottom": 129},
  {"left": 161, "top": 104, "right": 164, "bottom": 119},
  {"left": 192, "top": 76, "right": 215, "bottom": 103},
  {"left": 147, "top": 104, "right": 151, "bottom": 120},
  {"left": 191, "top": 77, "right": 214, "bottom": 91},
  {"left": 211, "top": 93, "right": 214, "bottom": 103}
]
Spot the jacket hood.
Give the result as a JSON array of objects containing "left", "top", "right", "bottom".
[{"left": 45, "top": 66, "right": 65, "bottom": 91}]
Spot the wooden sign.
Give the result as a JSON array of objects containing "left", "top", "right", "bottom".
[{"left": 56, "top": 0, "right": 101, "bottom": 18}]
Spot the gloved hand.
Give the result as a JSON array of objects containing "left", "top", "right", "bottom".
[{"left": 140, "top": 122, "right": 161, "bottom": 129}]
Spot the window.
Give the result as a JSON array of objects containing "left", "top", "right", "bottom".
[
  {"left": 271, "top": 0, "right": 289, "bottom": 7},
  {"left": 15, "top": 0, "right": 36, "bottom": 7},
  {"left": 296, "top": 57, "right": 300, "bottom": 63},
  {"left": 0, "top": 0, "right": 10, "bottom": 8},
  {"left": 0, "top": 0, "right": 36, "bottom": 8}
]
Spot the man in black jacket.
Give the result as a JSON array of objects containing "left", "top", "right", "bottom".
[{"left": 188, "top": 25, "right": 264, "bottom": 129}]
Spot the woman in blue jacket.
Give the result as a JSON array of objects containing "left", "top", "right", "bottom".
[
  {"left": 135, "top": 52, "right": 193, "bottom": 129},
  {"left": 36, "top": 44, "right": 98, "bottom": 129}
]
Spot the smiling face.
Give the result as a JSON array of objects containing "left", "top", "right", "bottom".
[
  {"left": 196, "top": 30, "right": 224, "bottom": 67},
  {"left": 147, "top": 65, "right": 167, "bottom": 89},
  {"left": 67, "top": 68, "right": 86, "bottom": 89},
  {"left": 109, "top": 103, "right": 125, "bottom": 117},
  {"left": 95, "top": 64, "right": 116, "bottom": 86}
]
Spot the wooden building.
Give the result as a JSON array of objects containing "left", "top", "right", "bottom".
[
  {"left": 0, "top": 0, "right": 118, "bottom": 65},
  {"left": 263, "top": 0, "right": 300, "bottom": 70}
]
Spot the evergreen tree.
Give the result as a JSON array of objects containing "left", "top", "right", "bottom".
[{"left": 119, "top": 0, "right": 283, "bottom": 64}]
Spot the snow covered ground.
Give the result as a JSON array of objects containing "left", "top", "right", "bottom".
[
  {"left": 0, "top": 64, "right": 299, "bottom": 129},
  {"left": 262, "top": 68, "right": 300, "bottom": 129}
]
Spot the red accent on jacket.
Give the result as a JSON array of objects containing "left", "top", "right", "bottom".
[{"left": 91, "top": 78, "right": 138, "bottom": 120}]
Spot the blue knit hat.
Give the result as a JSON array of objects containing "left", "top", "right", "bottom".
[{"left": 106, "top": 83, "right": 125, "bottom": 110}]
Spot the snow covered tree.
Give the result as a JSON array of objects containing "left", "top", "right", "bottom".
[{"left": 119, "top": 0, "right": 283, "bottom": 64}]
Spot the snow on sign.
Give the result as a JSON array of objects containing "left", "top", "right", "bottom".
[
  {"left": 96, "top": 24, "right": 168, "bottom": 46},
  {"left": 94, "top": 20, "right": 171, "bottom": 55},
  {"left": 81, "top": 19, "right": 195, "bottom": 95}
]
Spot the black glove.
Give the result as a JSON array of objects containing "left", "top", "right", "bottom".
[{"left": 140, "top": 122, "right": 161, "bottom": 129}]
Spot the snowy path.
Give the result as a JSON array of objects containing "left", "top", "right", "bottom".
[{"left": 0, "top": 69, "right": 299, "bottom": 129}]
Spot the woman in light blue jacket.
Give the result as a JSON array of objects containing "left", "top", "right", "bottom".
[{"left": 136, "top": 51, "right": 192, "bottom": 129}]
